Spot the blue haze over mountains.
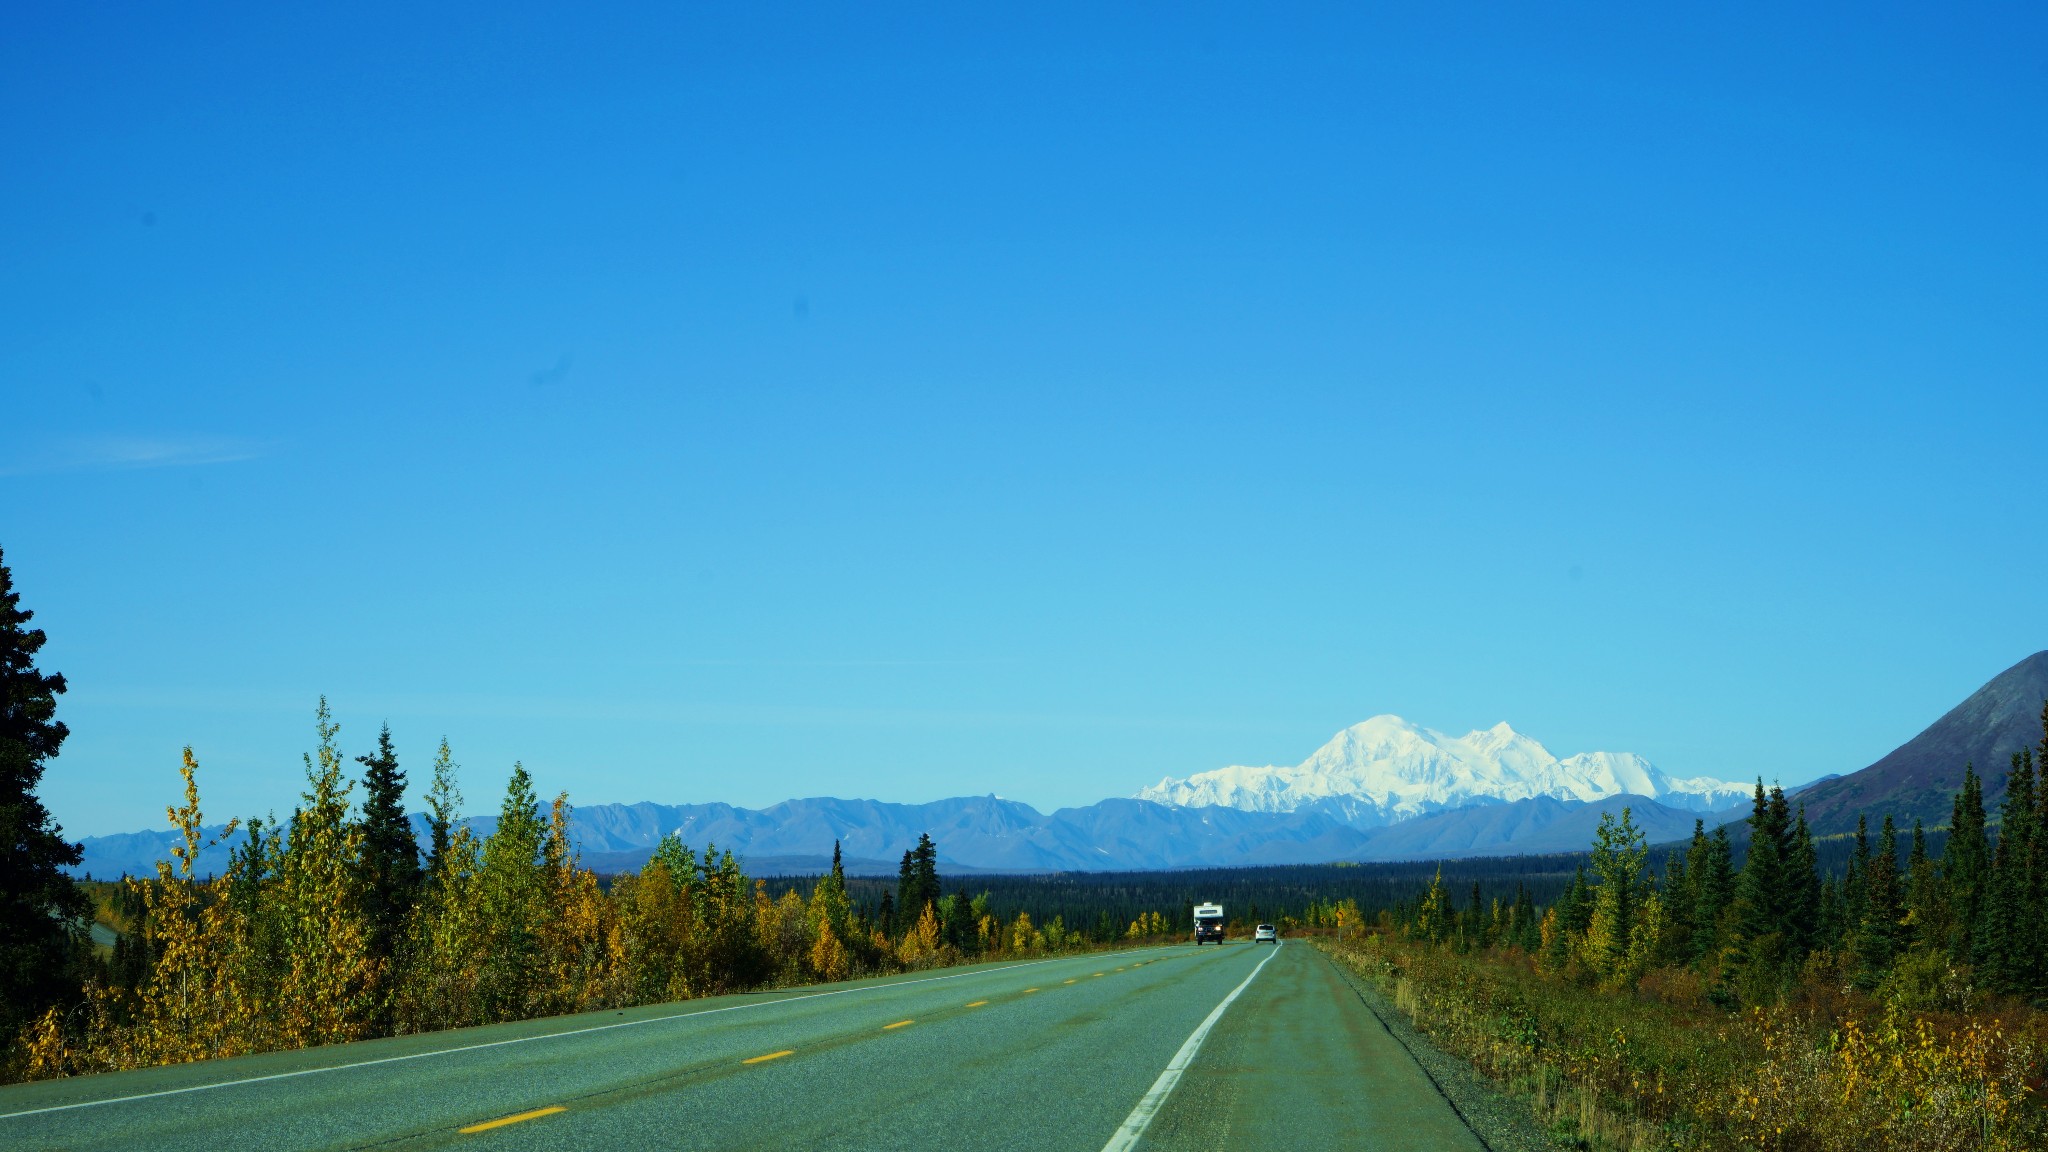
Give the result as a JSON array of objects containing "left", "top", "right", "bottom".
[
  {"left": 71, "top": 653, "right": 2047, "bottom": 879},
  {"left": 74, "top": 792, "right": 1710, "bottom": 879}
]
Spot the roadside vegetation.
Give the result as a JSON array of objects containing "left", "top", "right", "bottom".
[
  {"left": 1319, "top": 729, "right": 2048, "bottom": 1151},
  {"left": 7, "top": 706, "right": 1187, "bottom": 1082}
]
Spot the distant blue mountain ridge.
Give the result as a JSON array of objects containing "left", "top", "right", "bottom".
[{"left": 70, "top": 791, "right": 1707, "bottom": 879}]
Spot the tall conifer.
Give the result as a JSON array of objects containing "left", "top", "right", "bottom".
[
  {"left": 1855, "top": 815, "right": 1903, "bottom": 988},
  {"left": 1731, "top": 780, "right": 1787, "bottom": 972},
  {"left": 356, "top": 724, "right": 418, "bottom": 967},
  {"left": 1784, "top": 805, "right": 1820, "bottom": 960},
  {"left": 1687, "top": 823, "right": 1735, "bottom": 962},
  {"left": 1944, "top": 764, "right": 1989, "bottom": 967},
  {"left": 1986, "top": 750, "right": 2038, "bottom": 995},
  {"left": 0, "top": 548, "right": 90, "bottom": 1039}
]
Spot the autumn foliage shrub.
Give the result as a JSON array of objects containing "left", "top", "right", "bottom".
[{"left": 1325, "top": 932, "right": 2046, "bottom": 1151}]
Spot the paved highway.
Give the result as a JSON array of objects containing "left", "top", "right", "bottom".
[{"left": 1, "top": 941, "right": 1484, "bottom": 1151}]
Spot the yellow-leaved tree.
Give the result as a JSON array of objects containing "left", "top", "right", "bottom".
[
  {"left": 268, "top": 700, "right": 378, "bottom": 1047},
  {"left": 395, "top": 740, "right": 488, "bottom": 1033},
  {"left": 898, "top": 902, "right": 943, "bottom": 968}
]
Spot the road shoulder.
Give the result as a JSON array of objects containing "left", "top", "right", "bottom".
[{"left": 1314, "top": 942, "right": 1559, "bottom": 1152}]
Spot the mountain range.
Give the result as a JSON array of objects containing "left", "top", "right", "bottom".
[
  {"left": 70, "top": 653, "right": 2047, "bottom": 878},
  {"left": 73, "top": 791, "right": 1710, "bottom": 879},
  {"left": 1136, "top": 715, "right": 1748, "bottom": 821},
  {"left": 71, "top": 715, "right": 1732, "bottom": 876}
]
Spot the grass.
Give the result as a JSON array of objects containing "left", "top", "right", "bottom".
[{"left": 1319, "top": 932, "right": 2047, "bottom": 1151}]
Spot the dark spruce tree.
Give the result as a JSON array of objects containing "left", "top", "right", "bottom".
[
  {"left": 1785, "top": 805, "right": 1821, "bottom": 960},
  {"left": 355, "top": 724, "right": 419, "bottom": 965},
  {"left": 1943, "top": 764, "right": 1989, "bottom": 968},
  {"left": 1854, "top": 815, "right": 1904, "bottom": 988},
  {"left": 896, "top": 833, "right": 941, "bottom": 925},
  {"left": 1730, "top": 780, "right": 1788, "bottom": 973},
  {"left": 1685, "top": 822, "right": 1735, "bottom": 963},
  {"left": 0, "top": 547, "right": 91, "bottom": 1039},
  {"left": 1984, "top": 749, "right": 2038, "bottom": 996}
]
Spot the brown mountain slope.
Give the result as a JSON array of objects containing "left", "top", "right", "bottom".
[{"left": 1797, "top": 650, "right": 2048, "bottom": 835}]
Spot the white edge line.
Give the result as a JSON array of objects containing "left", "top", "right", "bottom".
[
  {"left": 1099, "top": 942, "right": 1280, "bottom": 1152},
  {"left": 1, "top": 947, "right": 1159, "bottom": 1121}
]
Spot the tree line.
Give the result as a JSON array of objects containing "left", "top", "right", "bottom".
[
  {"left": 12, "top": 701, "right": 1201, "bottom": 1080},
  {"left": 1399, "top": 703, "right": 2048, "bottom": 1009}
]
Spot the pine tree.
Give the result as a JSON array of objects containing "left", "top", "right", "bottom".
[
  {"left": 356, "top": 724, "right": 418, "bottom": 969},
  {"left": 1661, "top": 848, "right": 1693, "bottom": 962},
  {"left": 896, "top": 833, "right": 940, "bottom": 926},
  {"left": 1816, "top": 874, "right": 1846, "bottom": 953},
  {"left": 2030, "top": 703, "right": 2048, "bottom": 999},
  {"left": 1854, "top": 815, "right": 1904, "bottom": 988},
  {"left": 1686, "top": 822, "right": 1735, "bottom": 963},
  {"left": 1784, "top": 805, "right": 1820, "bottom": 961},
  {"left": 1943, "top": 764, "right": 1990, "bottom": 968},
  {"left": 1843, "top": 815, "right": 1871, "bottom": 949},
  {"left": 1730, "top": 780, "right": 1789, "bottom": 976},
  {"left": 1903, "top": 818, "right": 1944, "bottom": 955},
  {"left": 1985, "top": 749, "right": 2038, "bottom": 995},
  {"left": 0, "top": 547, "right": 91, "bottom": 1040},
  {"left": 1512, "top": 884, "right": 1539, "bottom": 951}
]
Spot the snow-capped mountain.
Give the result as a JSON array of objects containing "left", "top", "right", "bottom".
[{"left": 1136, "top": 715, "right": 1748, "bottom": 826}]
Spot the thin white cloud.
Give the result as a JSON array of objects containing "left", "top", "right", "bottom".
[{"left": 2, "top": 435, "right": 274, "bottom": 475}]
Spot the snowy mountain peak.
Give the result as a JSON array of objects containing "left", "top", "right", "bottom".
[{"left": 1136, "top": 716, "right": 1748, "bottom": 827}]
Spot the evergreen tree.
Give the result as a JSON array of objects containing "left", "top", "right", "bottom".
[
  {"left": 897, "top": 833, "right": 940, "bottom": 924},
  {"left": 1730, "top": 780, "right": 1789, "bottom": 973},
  {"left": 1512, "top": 884, "right": 1539, "bottom": 951},
  {"left": 1985, "top": 749, "right": 2038, "bottom": 996},
  {"left": 1685, "top": 821, "right": 1735, "bottom": 963},
  {"left": 1855, "top": 815, "right": 1904, "bottom": 988},
  {"left": 1903, "top": 818, "right": 1943, "bottom": 955},
  {"left": 2031, "top": 704, "right": 2048, "bottom": 999},
  {"left": 1943, "top": 763, "right": 1990, "bottom": 967},
  {"left": 1843, "top": 815, "right": 1871, "bottom": 949},
  {"left": 1816, "top": 874, "right": 1845, "bottom": 953},
  {"left": 1784, "top": 805, "right": 1820, "bottom": 961},
  {"left": 356, "top": 724, "right": 419, "bottom": 967},
  {"left": 0, "top": 547, "right": 91, "bottom": 1040}
]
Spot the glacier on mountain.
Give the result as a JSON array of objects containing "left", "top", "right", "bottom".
[{"left": 1135, "top": 715, "right": 1748, "bottom": 826}]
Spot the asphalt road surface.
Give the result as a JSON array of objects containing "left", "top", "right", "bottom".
[{"left": 1, "top": 941, "right": 1485, "bottom": 1151}]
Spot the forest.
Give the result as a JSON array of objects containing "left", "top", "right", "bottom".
[{"left": 10, "top": 702, "right": 1217, "bottom": 1081}]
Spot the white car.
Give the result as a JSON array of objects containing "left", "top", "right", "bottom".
[{"left": 1253, "top": 923, "right": 1278, "bottom": 944}]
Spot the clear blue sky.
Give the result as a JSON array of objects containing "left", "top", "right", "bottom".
[{"left": 6, "top": 5, "right": 2046, "bottom": 837}]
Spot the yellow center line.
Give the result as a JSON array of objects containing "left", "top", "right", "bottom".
[
  {"left": 742, "top": 1050, "right": 794, "bottom": 1065},
  {"left": 883, "top": 1019, "right": 915, "bottom": 1030},
  {"left": 1093, "top": 972, "right": 1105, "bottom": 977},
  {"left": 965, "top": 1000, "right": 989, "bottom": 1007},
  {"left": 1023, "top": 987, "right": 1040, "bottom": 993},
  {"left": 1063, "top": 978, "right": 1077, "bottom": 984},
  {"left": 460, "top": 1106, "right": 565, "bottom": 1135}
]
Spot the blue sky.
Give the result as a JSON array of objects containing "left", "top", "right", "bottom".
[{"left": 6, "top": 4, "right": 2046, "bottom": 837}]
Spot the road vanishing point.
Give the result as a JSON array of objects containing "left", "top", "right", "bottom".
[{"left": 1, "top": 941, "right": 1485, "bottom": 1151}]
